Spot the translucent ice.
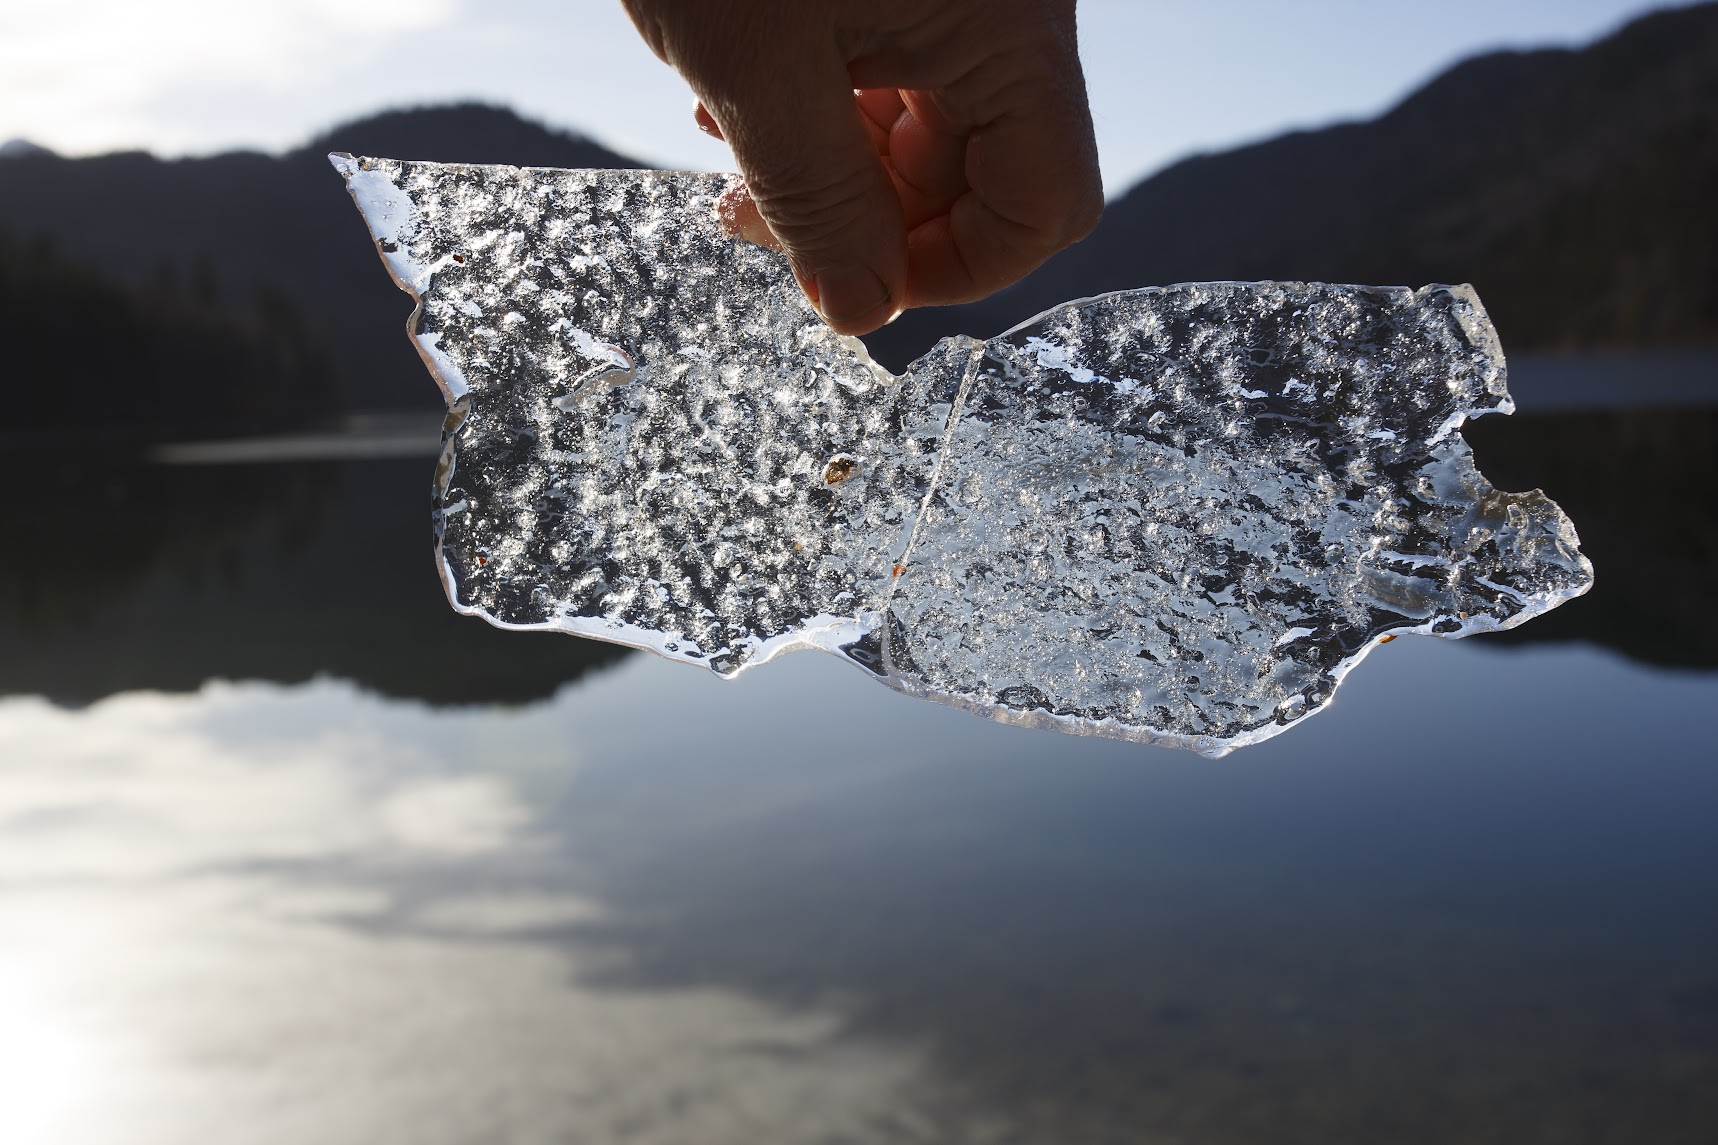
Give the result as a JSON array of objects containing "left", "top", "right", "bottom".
[{"left": 333, "top": 155, "right": 1592, "bottom": 756}]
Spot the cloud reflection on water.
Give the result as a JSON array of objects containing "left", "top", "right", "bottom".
[
  {"left": 0, "top": 679, "right": 948, "bottom": 1145},
  {"left": 1, "top": 635, "right": 1716, "bottom": 1143}
]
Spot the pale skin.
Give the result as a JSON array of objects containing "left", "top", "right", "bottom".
[{"left": 620, "top": 0, "right": 1103, "bottom": 335}]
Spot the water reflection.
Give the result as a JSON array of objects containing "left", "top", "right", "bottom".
[
  {"left": 0, "top": 681, "right": 940, "bottom": 1145},
  {"left": 1, "top": 359, "right": 1716, "bottom": 1143},
  {"left": 556, "top": 641, "right": 1718, "bottom": 1144},
  {"left": 2, "top": 399, "right": 1717, "bottom": 709},
  {"left": 0, "top": 451, "right": 624, "bottom": 706},
  {"left": 1, "top": 638, "right": 1715, "bottom": 1143},
  {"left": 1466, "top": 405, "right": 1718, "bottom": 669}
]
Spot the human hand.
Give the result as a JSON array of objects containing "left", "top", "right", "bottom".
[{"left": 621, "top": 0, "right": 1102, "bottom": 335}]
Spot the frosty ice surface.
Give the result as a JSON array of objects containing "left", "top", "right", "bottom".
[{"left": 334, "top": 155, "right": 1592, "bottom": 756}]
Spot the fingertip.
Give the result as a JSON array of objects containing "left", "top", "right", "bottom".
[
  {"left": 764, "top": 165, "right": 909, "bottom": 332},
  {"left": 751, "top": 164, "right": 910, "bottom": 335},
  {"left": 808, "top": 263, "right": 898, "bottom": 334}
]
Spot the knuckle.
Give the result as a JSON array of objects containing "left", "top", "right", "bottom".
[{"left": 618, "top": 2, "right": 670, "bottom": 62}]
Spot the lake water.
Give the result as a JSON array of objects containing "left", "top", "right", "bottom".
[{"left": 2, "top": 361, "right": 1715, "bottom": 1144}]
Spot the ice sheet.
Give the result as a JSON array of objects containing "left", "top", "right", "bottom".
[{"left": 333, "top": 154, "right": 1592, "bottom": 756}]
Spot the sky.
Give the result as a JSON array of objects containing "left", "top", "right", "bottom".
[{"left": 0, "top": 0, "right": 1697, "bottom": 193}]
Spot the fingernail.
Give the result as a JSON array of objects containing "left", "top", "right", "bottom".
[{"left": 813, "top": 265, "right": 893, "bottom": 327}]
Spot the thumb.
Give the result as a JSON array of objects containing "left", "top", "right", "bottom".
[{"left": 698, "top": 50, "right": 907, "bottom": 334}]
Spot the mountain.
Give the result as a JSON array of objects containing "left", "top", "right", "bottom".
[
  {"left": 2, "top": 27, "right": 1717, "bottom": 693},
  {"left": 0, "top": 104, "right": 641, "bottom": 422},
  {"left": 2, "top": 11, "right": 1714, "bottom": 417},
  {"left": 870, "top": 2, "right": 1718, "bottom": 368}
]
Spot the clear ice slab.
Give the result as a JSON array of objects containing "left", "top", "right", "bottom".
[{"left": 333, "top": 154, "right": 1593, "bottom": 757}]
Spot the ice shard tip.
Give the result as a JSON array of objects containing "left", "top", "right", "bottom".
[{"left": 333, "top": 155, "right": 1593, "bottom": 756}]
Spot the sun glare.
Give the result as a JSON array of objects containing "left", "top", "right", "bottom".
[{"left": 0, "top": 966, "right": 91, "bottom": 1145}]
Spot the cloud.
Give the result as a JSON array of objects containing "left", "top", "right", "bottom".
[
  {"left": 378, "top": 776, "right": 531, "bottom": 855},
  {"left": 0, "top": 0, "right": 460, "bottom": 152},
  {"left": 0, "top": 681, "right": 532, "bottom": 880}
]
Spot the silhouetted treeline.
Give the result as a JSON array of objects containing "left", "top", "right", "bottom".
[
  {"left": 0, "top": 10, "right": 1714, "bottom": 424},
  {"left": 2, "top": 9, "right": 1715, "bottom": 424},
  {"left": 0, "top": 104, "right": 640, "bottom": 422},
  {"left": 1, "top": 16, "right": 1715, "bottom": 698},
  {"left": 0, "top": 228, "right": 339, "bottom": 437}
]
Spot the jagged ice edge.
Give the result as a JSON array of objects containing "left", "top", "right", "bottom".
[{"left": 332, "top": 153, "right": 1593, "bottom": 759}]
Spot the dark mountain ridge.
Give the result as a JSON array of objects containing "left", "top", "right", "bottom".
[
  {"left": 1, "top": 7, "right": 1714, "bottom": 422},
  {"left": 0, "top": 104, "right": 640, "bottom": 423},
  {"left": 3, "top": 21, "right": 1717, "bottom": 691},
  {"left": 871, "top": 2, "right": 1718, "bottom": 366}
]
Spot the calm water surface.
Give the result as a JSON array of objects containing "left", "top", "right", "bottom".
[{"left": 2, "top": 366, "right": 1715, "bottom": 1145}]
